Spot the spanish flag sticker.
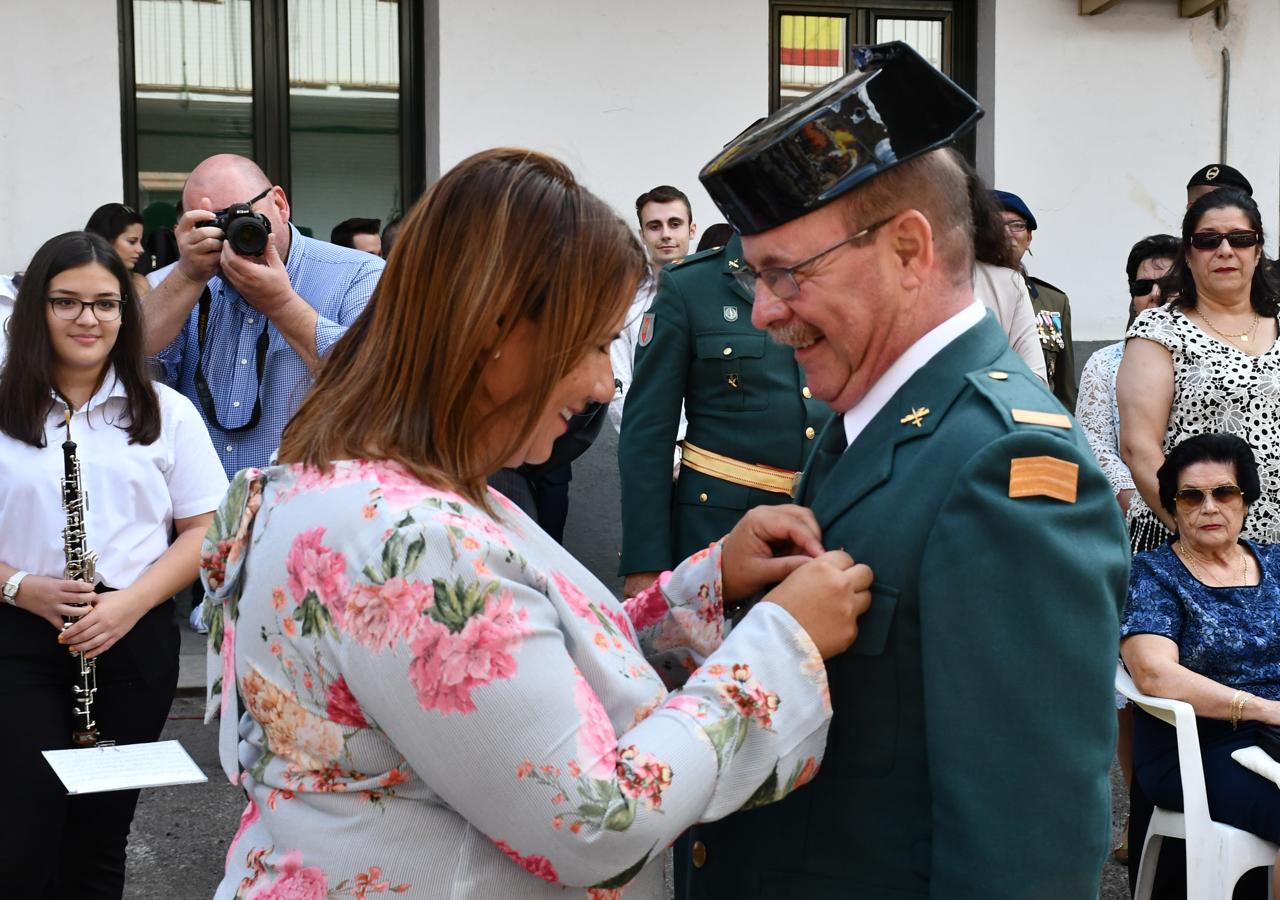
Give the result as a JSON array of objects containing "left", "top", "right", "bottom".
[{"left": 1008, "top": 456, "right": 1079, "bottom": 504}]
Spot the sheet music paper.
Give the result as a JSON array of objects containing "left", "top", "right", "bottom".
[{"left": 42, "top": 740, "right": 207, "bottom": 795}]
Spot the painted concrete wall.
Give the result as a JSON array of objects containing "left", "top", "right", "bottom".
[
  {"left": 0, "top": 1, "right": 124, "bottom": 274},
  {"left": 991, "top": 0, "right": 1280, "bottom": 340},
  {"left": 436, "top": 0, "right": 769, "bottom": 242}
]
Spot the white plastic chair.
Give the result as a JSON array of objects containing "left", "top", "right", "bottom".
[{"left": 1115, "top": 662, "right": 1277, "bottom": 899}]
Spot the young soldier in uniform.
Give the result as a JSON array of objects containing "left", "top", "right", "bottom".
[
  {"left": 684, "top": 43, "right": 1129, "bottom": 899},
  {"left": 617, "top": 221, "right": 829, "bottom": 598},
  {"left": 994, "top": 189, "right": 1077, "bottom": 411}
]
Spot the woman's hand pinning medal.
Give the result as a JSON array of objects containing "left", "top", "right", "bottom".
[{"left": 721, "top": 504, "right": 874, "bottom": 659}]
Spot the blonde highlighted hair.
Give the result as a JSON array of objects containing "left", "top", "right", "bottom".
[{"left": 278, "top": 148, "right": 646, "bottom": 507}]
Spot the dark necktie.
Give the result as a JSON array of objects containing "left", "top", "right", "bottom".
[{"left": 799, "top": 419, "right": 848, "bottom": 506}]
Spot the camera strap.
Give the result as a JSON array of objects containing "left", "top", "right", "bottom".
[{"left": 193, "top": 286, "right": 270, "bottom": 435}]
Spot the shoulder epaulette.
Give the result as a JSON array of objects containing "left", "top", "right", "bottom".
[
  {"left": 1026, "top": 275, "right": 1068, "bottom": 297},
  {"left": 668, "top": 244, "right": 726, "bottom": 270},
  {"left": 967, "top": 368, "right": 1074, "bottom": 433}
]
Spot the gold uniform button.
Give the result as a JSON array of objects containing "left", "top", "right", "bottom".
[
  {"left": 692, "top": 840, "right": 708, "bottom": 868},
  {"left": 722, "top": 346, "right": 733, "bottom": 356},
  {"left": 698, "top": 492, "right": 708, "bottom": 503},
  {"left": 802, "top": 386, "right": 812, "bottom": 399},
  {"left": 805, "top": 427, "right": 816, "bottom": 440},
  {"left": 987, "top": 371, "right": 1009, "bottom": 381}
]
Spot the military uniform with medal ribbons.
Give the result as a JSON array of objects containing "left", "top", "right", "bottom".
[{"left": 617, "top": 233, "right": 830, "bottom": 577}]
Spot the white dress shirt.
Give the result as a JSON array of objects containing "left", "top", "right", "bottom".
[
  {"left": 0, "top": 371, "right": 229, "bottom": 588},
  {"left": 843, "top": 301, "right": 987, "bottom": 447}
]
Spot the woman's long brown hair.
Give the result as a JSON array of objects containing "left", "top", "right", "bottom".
[{"left": 278, "top": 148, "right": 646, "bottom": 508}]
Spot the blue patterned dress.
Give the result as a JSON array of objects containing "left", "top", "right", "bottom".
[{"left": 1122, "top": 539, "right": 1280, "bottom": 842}]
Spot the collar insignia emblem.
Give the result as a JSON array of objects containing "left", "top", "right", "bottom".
[
  {"left": 900, "top": 406, "right": 931, "bottom": 428},
  {"left": 723, "top": 306, "right": 739, "bottom": 322}
]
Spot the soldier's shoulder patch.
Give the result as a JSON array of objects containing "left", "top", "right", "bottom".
[
  {"left": 637, "top": 313, "right": 656, "bottom": 347},
  {"left": 1009, "top": 456, "right": 1078, "bottom": 503}
]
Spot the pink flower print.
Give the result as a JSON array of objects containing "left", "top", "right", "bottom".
[
  {"left": 285, "top": 528, "right": 349, "bottom": 620},
  {"left": 271, "top": 587, "right": 287, "bottom": 612},
  {"left": 248, "top": 850, "right": 328, "bottom": 900},
  {"left": 516, "top": 759, "right": 534, "bottom": 779},
  {"left": 227, "top": 798, "right": 261, "bottom": 868},
  {"left": 573, "top": 675, "right": 619, "bottom": 777},
  {"left": 616, "top": 745, "right": 673, "bottom": 809},
  {"left": 220, "top": 620, "right": 236, "bottom": 722},
  {"left": 717, "top": 665, "right": 781, "bottom": 730},
  {"left": 587, "top": 890, "right": 625, "bottom": 900},
  {"left": 228, "top": 474, "right": 265, "bottom": 564},
  {"left": 340, "top": 577, "right": 431, "bottom": 651},
  {"left": 552, "top": 571, "right": 595, "bottom": 620},
  {"left": 492, "top": 839, "right": 559, "bottom": 885},
  {"left": 663, "top": 693, "right": 707, "bottom": 720},
  {"left": 602, "top": 604, "right": 636, "bottom": 647},
  {"left": 408, "top": 592, "right": 531, "bottom": 715},
  {"left": 202, "top": 539, "right": 233, "bottom": 592},
  {"left": 324, "top": 676, "right": 367, "bottom": 728},
  {"left": 487, "top": 486, "right": 523, "bottom": 516},
  {"left": 367, "top": 461, "right": 436, "bottom": 510},
  {"left": 623, "top": 586, "right": 669, "bottom": 632}
]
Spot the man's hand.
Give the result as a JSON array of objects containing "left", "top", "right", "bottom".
[
  {"left": 721, "top": 504, "right": 825, "bottom": 602},
  {"left": 174, "top": 197, "right": 224, "bottom": 286},
  {"left": 220, "top": 234, "right": 297, "bottom": 316},
  {"left": 623, "top": 572, "right": 660, "bottom": 598}
]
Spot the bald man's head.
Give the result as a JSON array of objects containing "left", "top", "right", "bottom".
[{"left": 184, "top": 154, "right": 292, "bottom": 258}]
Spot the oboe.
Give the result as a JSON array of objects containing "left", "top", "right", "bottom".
[{"left": 61, "top": 410, "right": 101, "bottom": 747}]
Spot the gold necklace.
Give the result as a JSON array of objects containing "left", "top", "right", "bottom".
[
  {"left": 1197, "top": 307, "right": 1259, "bottom": 344},
  {"left": 1178, "top": 539, "right": 1248, "bottom": 586}
]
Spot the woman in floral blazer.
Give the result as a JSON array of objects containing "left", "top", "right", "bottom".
[{"left": 203, "top": 149, "right": 871, "bottom": 899}]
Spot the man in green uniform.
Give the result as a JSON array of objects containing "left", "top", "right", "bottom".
[
  {"left": 685, "top": 43, "right": 1129, "bottom": 899},
  {"left": 993, "top": 189, "right": 1077, "bottom": 411},
  {"left": 617, "top": 226, "right": 829, "bottom": 597}
]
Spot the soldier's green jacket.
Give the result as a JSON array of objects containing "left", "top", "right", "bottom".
[
  {"left": 1029, "top": 275, "right": 1077, "bottom": 412},
  {"left": 618, "top": 235, "right": 829, "bottom": 575},
  {"left": 686, "top": 315, "right": 1129, "bottom": 899}
]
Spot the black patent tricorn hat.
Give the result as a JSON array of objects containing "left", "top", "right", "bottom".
[{"left": 699, "top": 42, "right": 983, "bottom": 236}]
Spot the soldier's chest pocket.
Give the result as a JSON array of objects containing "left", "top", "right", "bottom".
[
  {"left": 692, "top": 332, "right": 769, "bottom": 412},
  {"left": 827, "top": 583, "right": 900, "bottom": 776}
]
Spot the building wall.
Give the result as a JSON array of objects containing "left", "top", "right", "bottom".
[
  {"left": 0, "top": 1, "right": 123, "bottom": 274},
  {"left": 991, "top": 0, "right": 1280, "bottom": 340},
  {"left": 436, "top": 0, "right": 768, "bottom": 241}
]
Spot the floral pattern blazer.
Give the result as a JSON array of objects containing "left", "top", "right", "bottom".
[{"left": 202, "top": 460, "right": 831, "bottom": 899}]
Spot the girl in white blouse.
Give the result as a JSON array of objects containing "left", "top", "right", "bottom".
[{"left": 0, "top": 231, "right": 228, "bottom": 898}]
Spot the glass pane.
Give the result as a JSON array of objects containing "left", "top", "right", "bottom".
[
  {"left": 288, "top": 0, "right": 401, "bottom": 243},
  {"left": 133, "top": 0, "right": 254, "bottom": 232},
  {"left": 779, "top": 14, "right": 848, "bottom": 106},
  {"left": 875, "top": 18, "right": 945, "bottom": 72}
]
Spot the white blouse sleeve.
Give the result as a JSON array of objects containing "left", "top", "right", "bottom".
[
  {"left": 1076, "top": 349, "right": 1133, "bottom": 493},
  {"left": 159, "top": 385, "right": 229, "bottom": 518}
]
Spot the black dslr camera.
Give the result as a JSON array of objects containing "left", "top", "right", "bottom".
[{"left": 210, "top": 187, "right": 273, "bottom": 256}]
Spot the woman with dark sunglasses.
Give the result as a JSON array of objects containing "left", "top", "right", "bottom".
[
  {"left": 1122, "top": 433, "right": 1280, "bottom": 894},
  {"left": 1118, "top": 189, "right": 1280, "bottom": 553},
  {"left": 0, "top": 232, "right": 227, "bottom": 896}
]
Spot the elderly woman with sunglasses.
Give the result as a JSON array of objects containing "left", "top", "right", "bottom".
[
  {"left": 1118, "top": 189, "right": 1280, "bottom": 553},
  {"left": 1122, "top": 433, "right": 1280, "bottom": 889}
]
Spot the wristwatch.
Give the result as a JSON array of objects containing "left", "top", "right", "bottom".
[{"left": 3, "top": 571, "right": 28, "bottom": 606}]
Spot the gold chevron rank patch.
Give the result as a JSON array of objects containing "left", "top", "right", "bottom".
[{"left": 1008, "top": 456, "right": 1079, "bottom": 504}]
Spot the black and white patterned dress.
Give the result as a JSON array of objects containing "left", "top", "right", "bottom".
[{"left": 1126, "top": 305, "right": 1280, "bottom": 546}]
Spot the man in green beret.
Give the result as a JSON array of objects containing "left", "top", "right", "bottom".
[
  {"left": 683, "top": 43, "right": 1129, "bottom": 898},
  {"left": 616, "top": 219, "right": 829, "bottom": 599}
]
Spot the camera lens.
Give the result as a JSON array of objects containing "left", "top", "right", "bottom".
[{"left": 227, "top": 216, "right": 270, "bottom": 256}]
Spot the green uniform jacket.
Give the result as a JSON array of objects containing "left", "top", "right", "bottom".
[
  {"left": 686, "top": 314, "right": 1129, "bottom": 899},
  {"left": 1028, "top": 275, "right": 1077, "bottom": 412},
  {"left": 618, "top": 235, "right": 830, "bottom": 575}
]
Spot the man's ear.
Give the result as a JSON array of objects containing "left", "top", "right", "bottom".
[
  {"left": 688, "top": 221, "right": 697, "bottom": 242},
  {"left": 271, "top": 185, "right": 291, "bottom": 224},
  {"left": 889, "top": 210, "right": 933, "bottom": 290}
]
